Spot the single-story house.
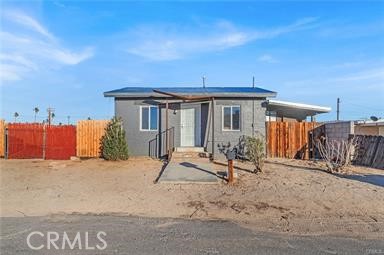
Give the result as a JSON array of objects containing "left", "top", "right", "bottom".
[{"left": 104, "top": 86, "right": 330, "bottom": 158}]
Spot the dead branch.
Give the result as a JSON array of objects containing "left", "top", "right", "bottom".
[{"left": 316, "top": 136, "right": 357, "bottom": 174}]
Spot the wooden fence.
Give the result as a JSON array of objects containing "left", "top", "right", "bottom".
[
  {"left": 0, "top": 120, "right": 5, "bottom": 157},
  {"left": 76, "top": 120, "right": 108, "bottom": 157},
  {"left": 7, "top": 123, "right": 45, "bottom": 159},
  {"left": 6, "top": 123, "right": 76, "bottom": 160},
  {"left": 45, "top": 125, "right": 77, "bottom": 160},
  {"left": 1, "top": 120, "right": 109, "bottom": 159},
  {"left": 267, "top": 122, "right": 319, "bottom": 159},
  {"left": 352, "top": 135, "right": 384, "bottom": 169}
]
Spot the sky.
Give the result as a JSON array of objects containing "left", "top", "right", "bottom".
[{"left": 0, "top": 0, "right": 383, "bottom": 123}]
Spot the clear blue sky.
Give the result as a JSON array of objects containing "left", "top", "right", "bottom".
[{"left": 1, "top": 1, "right": 383, "bottom": 123}]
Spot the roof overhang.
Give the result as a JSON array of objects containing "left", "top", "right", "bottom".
[
  {"left": 266, "top": 99, "right": 331, "bottom": 120},
  {"left": 104, "top": 87, "right": 277, "bottom": 98}
]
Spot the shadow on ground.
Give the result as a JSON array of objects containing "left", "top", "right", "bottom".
[
  {"left": 269, "top": 160, "right": 384, "bottom": 188},
  {"left": 336, "top": 174, "right": 384, "bottom": 188}
]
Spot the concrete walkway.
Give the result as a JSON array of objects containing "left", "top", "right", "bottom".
[{"left": 158, "top": 158, "right": 218, "bottom": 183}]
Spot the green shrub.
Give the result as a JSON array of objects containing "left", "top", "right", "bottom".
[
  {"left": 245, "top": 135, "right": 265, "bottom": 173},
  {"left": 101, "top": 117, "right": 129, "bottom": 161}
]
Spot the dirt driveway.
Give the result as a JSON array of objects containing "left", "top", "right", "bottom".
[{"left": 1, "top": 157, "right": 383, "bottom": 238}]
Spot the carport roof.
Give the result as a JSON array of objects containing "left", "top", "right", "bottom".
[
  {"left": 104, "top": 86, "right": 277, "bottom": 98},
  {"left": 266, "top": 99, "right": 331, "bottom": 120}
]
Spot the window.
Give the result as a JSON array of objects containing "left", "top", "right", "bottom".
[
  {"left": 222, "top": 106, "right": 240, "bottom": 131},
  {"left": 140, "top": 106, "right": 158, "bottom": 131}
]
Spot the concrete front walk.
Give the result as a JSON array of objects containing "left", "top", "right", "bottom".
[{"left": 158, "top": 158, "right": 218, "bottom": 183}]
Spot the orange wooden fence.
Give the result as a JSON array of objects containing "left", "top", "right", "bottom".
[
  {"left": 267, "top": 122, "right": 319, "bottom": 159},
  {"left": 76, "top": 120, "right": 109, "bottom": 157},
  {"left": 0, "top": 120, "right": 5, "bottom": 157}
]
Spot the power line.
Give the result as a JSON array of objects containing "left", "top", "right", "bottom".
[{"left": 342, "top": 102, "right": 383, "bottom": 112}]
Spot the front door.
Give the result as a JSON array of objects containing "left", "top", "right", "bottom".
[{"left": 180, "top": 108, "right": 195, "bottom": 146}]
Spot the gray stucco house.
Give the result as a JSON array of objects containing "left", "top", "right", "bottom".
[{"left": 104, "top": 86, "right": 277, "bottom": 159}]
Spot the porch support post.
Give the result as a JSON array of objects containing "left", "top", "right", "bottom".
[
  {"left": 165, "top": 100, "right": 169, "bottom": 158},
  {"left": 211, "top": 97, "right": 215, "bottom": 160}
]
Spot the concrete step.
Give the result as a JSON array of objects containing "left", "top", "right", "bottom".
[
  {"left": 174, "top": 147, "right": 205, "bottom": 153},
  {"left": 171, "top": 151, "right": 210, "bottom": 159}
]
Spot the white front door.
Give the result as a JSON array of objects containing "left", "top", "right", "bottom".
[{"left": 180, "top": 108, "right": 195, "bottom": 146}]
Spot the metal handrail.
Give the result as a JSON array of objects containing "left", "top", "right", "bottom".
[{"left": 149, "top": 127, "right": 175, "bottom": 160}]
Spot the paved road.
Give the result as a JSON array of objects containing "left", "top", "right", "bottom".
[{"left": 1, "top": 215, "right": 383, "bottom": 255}]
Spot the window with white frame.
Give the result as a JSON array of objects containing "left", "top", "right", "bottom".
[
  {"left": 140, "top": 106, "right": 158, "bottom": 131},
  {"left": 222, "top": 105, "right": 241, "bottom": 131}
]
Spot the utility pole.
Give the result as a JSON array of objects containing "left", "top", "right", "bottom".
[
  {"left": 252, "top": 76, "right": 255, "bottom": 135},
  {"left": 202, "top": 76, "right": 206, "bottom": 88},
  {"left": 67, "top": 116, "right": 70, "bottom": 125},
  {"left": 336, "top": 98, "right": 340, "bottom": 121},
  {"left": 47, "top": 107, "right": 54, "bottom": 125}
]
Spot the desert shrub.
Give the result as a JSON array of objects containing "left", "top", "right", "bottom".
[
  {"left": 316, "top": 137, "right": 357, "bottom": 173},
  {"left": 245, "top": 135, "right": 265, "bottom": 173},
  {"left": 101, "top": 117, "right": 129, "bottom": 161}
]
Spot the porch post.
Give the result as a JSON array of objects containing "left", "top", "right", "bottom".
[
  {"left": 211, "top": 97, "right": 215, "bottom": 160},
  {"left": 165, "top": 100, "right": 169, "bottom": 158}
]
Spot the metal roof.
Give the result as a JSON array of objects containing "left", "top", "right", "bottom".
[
  {"left": 104, "top": 86, "right": 277, "bottom": 98},
  {"left": 267, "top": 99, "right": 331, "bottom": 120}
]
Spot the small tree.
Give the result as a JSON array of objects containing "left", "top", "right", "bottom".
[
  {"left": 14, "top": 112, "right": 19, "bottom": 122},
  {"left": 33, "top": 107, "right": 39, "bottom": 122},
  {"left": 51, "top": 113, "right": 55, "bottom": 124},
  {"left": 101, "top": 117, "right": 129, "bottom": 161},
  {"left": 245, "top": 135, "right": 265, "bottom": 173}
]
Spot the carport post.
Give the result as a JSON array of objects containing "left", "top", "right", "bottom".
[
  {"left": 211, "top": 97, "right": 215, "bottom": 160},
  {"left": 165, "top": 100, "right": 169, "bottom": 158}
]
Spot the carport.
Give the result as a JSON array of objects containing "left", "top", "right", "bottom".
[{"left": 266, "top": 99, "right": 331, "bottom": 121}]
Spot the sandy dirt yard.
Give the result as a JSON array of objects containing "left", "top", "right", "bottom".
[{"left": 1, "top": 157, "right": 383, "bottom": 238}]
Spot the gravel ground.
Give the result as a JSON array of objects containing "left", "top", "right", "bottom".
[{"left": 1, "top": 157, "right": 383, "bottom": 238}]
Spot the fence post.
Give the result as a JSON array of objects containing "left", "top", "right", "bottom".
[
  {"left": 42, "top": 124, "right": 46, "bottom": 160},
  {"left": 265, "top": 122, "right": 269, "bottom": 158},
  {"left": 5, "top": 128, "right": 8, "bottom": 159}
]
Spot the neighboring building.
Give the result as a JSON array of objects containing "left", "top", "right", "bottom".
[
  {"left": 354, "top": 119, "right": 384, "bottom": 136},
  {"left": 323, "top": 121, "right": 355, "bottom": 142},
  {"left": 321, "top": 119, "right": 383, "bottom": 143},
  {"left": 104, "top": 86, "right": 330, "bottom": 158}
]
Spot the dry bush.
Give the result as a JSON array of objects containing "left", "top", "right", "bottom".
[
  {"left": 316, "top": 137, "right": 357, "bottom": 173},
  {"left": 245, "top": 135, "right": 265, "bottom": 173}
]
